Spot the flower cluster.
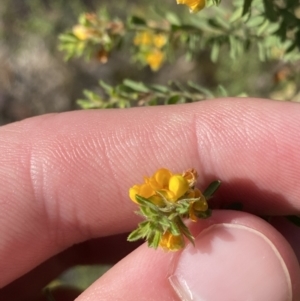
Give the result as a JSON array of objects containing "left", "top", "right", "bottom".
[
  {"left": 60, "top": 13, "right": 124, "bottom": 62},
  {"left": 128, "top": 168, "right": 220, "bottom": 251},
  {"left": 133, "top": 31, "right": 167, "bottom": 71}
]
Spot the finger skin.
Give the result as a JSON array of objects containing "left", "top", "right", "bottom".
[
  {"left": 0, "top": 235, "right": 141, "bottom": 301},
  {"left": 75, "top": 211, "right": 300, "bottom": 301},
  {"left": 1, "top": 98, "right": 300, "bottom": 286}
]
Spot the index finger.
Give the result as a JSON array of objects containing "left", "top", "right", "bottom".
[{"left": 1, "top": 98, "right": 300, "bottom": 287}]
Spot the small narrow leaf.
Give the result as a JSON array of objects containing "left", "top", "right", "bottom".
[
  {"left": 188, "top": 81, "right": 214, "bottom": 98},
  {"left": 211, "top": 42, "right": 220, "bottom": 63},
  {"left": 262, "top": 0, "right": 277, "bottom": 22},
  {"left": 123, "top": 79, "right": 150, "bottom": 93},
  {"left": 150, "top": 84, "right": 169, "bottom": 93},
  {"left": 129, "top": 16, "right": 147, "bottom": 26},
  {"left": 203, "top": 180, "right": 221, "bottom": 199},
  {"left": 169, "top": 221, "right": 181, "bottom": 236},
  {"left": 127, "top": 227, "right": 145, "bottom": 241},
  {"left": 242, "top": 0, "right": 253, "bottom": 16},
  {"left": 177, "top": 217, "right": 195, "bottom": 245},
  {"left": 99, "top": 80, "right": 114, "bottom": 94},
  {"left": 148, "top": 231, "right": 161, "bottom": 249},
  {"left": 217, "top": 85, "right": 228, "bottom": 97},
  {"left": 166, "top": 95, "right": 180, "bottom": 105}
]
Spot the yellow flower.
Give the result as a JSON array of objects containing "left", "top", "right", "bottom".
[
  {"left": 159, "top": 231, "right": 185, "bottom": 251},
  {"left": 134, "top": 31, "right": 153, "bottom": 46},
  {"left": 176, "top": 0, "right": 206, "bottom": 13},
  {"left": 129, "top": 168, "right": 189, "bottom": 204},
  {"left": 153, "top": 34, "right": 167, "bottom": 49},
  {"left": 72, "top": 25, "right": 93, "bottom": 41},
  {"left": 129, "top": 183, "right": 154, "bottom": 204},
  {"left": 188, "top": 188, "right": 208, "bottom": 221},
  {"left": 169, "top": 175, "right": 190, "bottom": 200},
  {"left": 146, "top": 49, "right": 165, "bottom": 71}
]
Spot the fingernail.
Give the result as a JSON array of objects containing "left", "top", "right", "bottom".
[{"left": 169, "top": 224, "right": 292, "bottom": 301}]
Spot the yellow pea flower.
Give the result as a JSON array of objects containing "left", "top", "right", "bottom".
[
  {"left": 72, "top": 25, "right": 93, "bottom": 41},
  {"left": 168, "top": 175, "right": 189, "bottom": 201},
  {"left": 134, "top": 31, "right": 153, "bottom": 46},
  {"left": 128, "top": 167, "right": 220, "bottom": 252},
  {"left": 176, "top": 0, "right": 206, "bottom": 13},
  {"left": 146, "top": 49, "right": 165, "bottom": 71},
  {"left": 159, "top": 231, "right": 185, "bottom": 251},
  {"left": 153, "top": 34, "right": 167, "bottom": 49},
  {"left": 153, "top": 168, "right": 172, "bottom": 188},
  {"left": 129, "top": 168, "right": 189, "bottom": 204},
  {"left": 129, "top": 183, "right": 154, "bottom": 203}
]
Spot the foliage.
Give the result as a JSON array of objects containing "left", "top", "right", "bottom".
[
  {"left": 58, "top": 0, "right": 300, "bottom": 106},
  {"left": 77, "top": 79, "right": 240, "bottom": 109}
]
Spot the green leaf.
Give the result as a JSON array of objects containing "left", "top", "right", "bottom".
[
  {"left": 217, "top": 85, "right": 228, "bottom": 97},
  {"left": 257, "top": 20, "right": 270, "bottom": 36},
  {"left": 203, "top": 180, "right": 221, "bottom": 199},
  {"left": 246, "top": 15, "right": 265, "bottom": 28},
  {"left": 135, "top": 195, "right": 161, "bottom": 212},
  {"left": 99, "top": 80, "right": 114, "bottom": 94},
  {"left": 187, "top": 81, "right": 214, "bottom": 98},
  {"left": 43, "top": 287, "right": 56, "bottom": 301},
  {"left": 127, "top": 227, "right": 146, "bottom": 241},
  {"left": 58, "top": 34, "right": 78, "bottom": 43},
  {"left": 166, "top": 95, "right": 180, "bottom": 105},
  {"left": 150, "top": 84, "right": 169, "bottom": 93},
  {"left": 148, "top": 98, "right": 158, "bottom": 106},
  {"left": 176, "top": 217, "right": 194, "bottom": 245},
  {"left": 165, "top": 12, "right": 181, "bottom": 26},
  {"left": 214, "top": 16, "right": 230, "bottom": 30},
  {"left": 211, "top": 42, "right": 220, "bottom": 63},
  {"left": 159, "top": 216, "right": 173, "bottom": 227},
  {"left": 169, "top": 221, "right": 181, "bottom": 236},
  {"left": 148, "top": 230, "right": 161, "bottom": 249},
  {"left": 242, "top": 0, "right": 253, "bottom": 16},
  {"left": 262, "top": 0, "right": 277, "bottom": 22},
  {"left": 229, "top": 8, "right": 243, "bottom": 23},
  {"left": 123, "top": 79, "right": 150, "bottom": 93},
  {"left": 129, "top": 16, "right": 147, "bottom": 26}
]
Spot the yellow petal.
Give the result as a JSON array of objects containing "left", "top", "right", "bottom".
[
  {"left": 134, "top": 31, "right": 153, "bottom": 46},
  {"left": 146, "top": 49, "right": 165, "bottom": 71},
  {"left": 154, "top": 168, "right": 172, "bottom": 188},
  {"left": 139, "top": 183, "right": 155, "bottom": 198},
  {"left": 72, "top": 25, "right": 91, "bottom": 40},
  {"left": 159, "top": 232, "right": 185, "bottom": 251},
  {"left": 159, "top": 189, "right": 176, "bottom": 202},
  {"left": 168, "top": 175, "right": 189, "bottom": 200},
  {"left": 153, "top": 34, "right": 167, "bottom": 48},
  {"left": 149, "top": 195, "right": 165, "bottom": 206},
  {"left": 176, "top": 0, "right": 206, "bottom": 13},
  {"left": 129, "top": 183, "right": 154, "bottom": 203},
  {"left": 129, "top": 185, "right": 140, "bottom": 203}
]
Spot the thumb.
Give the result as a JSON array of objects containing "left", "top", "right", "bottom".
[{"left": 76, "top": 211, "right": 300, "bottom": 301}]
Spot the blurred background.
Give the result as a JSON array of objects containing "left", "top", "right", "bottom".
[{"left": 1, "top": 0, "right": 299, "bottom": 125}]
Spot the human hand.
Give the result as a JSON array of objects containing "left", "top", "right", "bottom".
[{"left": 1, "top": 98, "right": 300, "bottom": 301}]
